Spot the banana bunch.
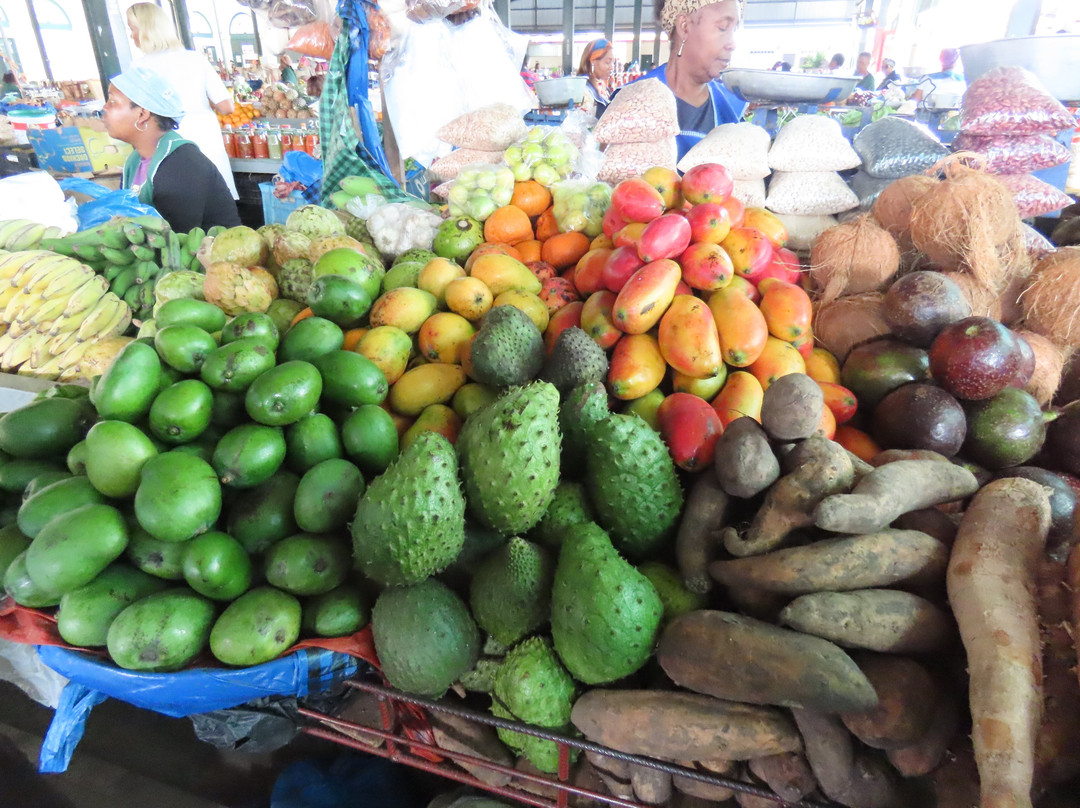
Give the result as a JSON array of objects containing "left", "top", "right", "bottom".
[
  {"left": 0, "top": 251, "right": 132, "bottom": 380},
  {"left": 0, "top": 219, "right": 68, "bottom": 251}
]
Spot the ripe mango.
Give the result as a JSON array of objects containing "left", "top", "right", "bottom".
[
  {"left": 369, "top": 287, "right": 438, "bottom": 334},
  {"left": 608, "top": 333, "right": 665, "bottom": 400},
  {"left": 658, "top": 295, "right": 723, "bottom": 379},
  {"left": 388, "top": 363, "right": 468, "bottom": 417},
  {"left": 356, "top": 325, "right": 412, "bottom": 385},
  {"left": 612, "top": 259, "right": 681, "bottom": 335},
  {"left": 469, "top": 253, "right": 541, "bottom": 296}
]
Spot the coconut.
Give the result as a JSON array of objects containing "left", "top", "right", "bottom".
[
  {"left": 872, "top": 174, "right": 937, "bottom": 253},
  {"left": 1019, "top": 247, "right": 1080, "bottom": 348},
  {"left": 1015, "top": 329, "right": 1070, "bottom": 406},
  {"left": 812, "top": 293, "right": 890, "bottom": 362},
  {"left": 942, "top": 272, "right": 1003, "bottom": 320},
  {"left": 809, "top": 216, "right": 901, "bottom": 304},
  {"left": 908, "top": 161, "right": 1021, "bottom": 292}
]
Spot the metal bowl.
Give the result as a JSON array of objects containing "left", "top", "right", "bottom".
[
  {"left": 720, "top": 69, "right": 860, "bottom": 104},
  {"left": 960, "top": 35, "right": 1080, "bottom": 102},
  {"left": 534, "top": 76, "right": 588, "bottom": 107}
]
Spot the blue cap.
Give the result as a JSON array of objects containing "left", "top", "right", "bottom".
[{"left": 110, "top": 66, "right": 185, "bottom": 119}]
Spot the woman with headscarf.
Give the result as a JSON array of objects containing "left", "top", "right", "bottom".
[
  {"left": 104, "top": 67, "right": 240, "bottom": 232},
  {"left": 126, "top": 2, "right": 239, "bottom": 200},
  {"left": 578, "top": 39, "right": 615, "bottom": 117},
  {"left": 640, "top": 0, "right": 747, "bottom": 163}
]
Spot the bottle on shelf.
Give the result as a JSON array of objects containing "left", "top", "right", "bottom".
[
  {"left": 252, "top": 126, "right": 269, "bottom": 159},
  {"left": 235, "top": 126, "right": 253, "bottom": 159},
  {"left": 222, "top": 125, "right": 237, "bottom": 158},
  {"left": 267, "top": 126, "right": 282, "bottom": 160}
]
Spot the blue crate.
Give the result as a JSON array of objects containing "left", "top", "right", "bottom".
[{"left": 260, "top": 182, "right": 306, "bottom": 226}]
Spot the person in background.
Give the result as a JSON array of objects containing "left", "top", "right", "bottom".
[
  {"left": 911, "top": 47, "right": 965, "bottom": 103},
  {"left": 104, "top": 67, "right": 240, "bottom": 232},
  {"left": 854, "top": 51, "right": 876, "bottom": 90},
  {"left": 1, "top": 72, "right": 20, "bottom": 98},
  {"left": 578, "top": 39, "right": 615, "bottom": 117},
  {"left": 641, "top": 0, "right": 747, "bottom": 163},
  {"left": 825, "top": 53, "right": 845, "bottom": 73},
  {"left": 126, "top": 3, "right": 238, "bottom": 200},
  {"left": 279, "top": 53, "right": 299, "bottom": 87},
  {"left": 877, "top": 58, "right": 902, "bottom": 90}
]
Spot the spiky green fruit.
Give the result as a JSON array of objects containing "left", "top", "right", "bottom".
[
  {"left": 541, "top": 327, "right": 608, "bottom": 393},
  {"left": 278, "top": 258, "right": 314, "bottom": 302},
  {"left": 559, "top": 381, "right": 608, "bottom": 470},
  {"left": 468, "top": 305, "right": 544, "bottom": 387},
  {"left": 584, "top": 414, "right": 683, "bottom": 558},
  {"left": 550, "top": 522, "right": 663, "bottom": 685},
  {"left": 530, "top": 480, "right": 594, "bottom": 549},
  {"left": 470, "top": 537, "right": 553, "bottom": 646},
  {"left": 352, "top": 431, "right": 465, "bottom": 585},
  {"left": 457, "top": 382, "right": 561, "bottom": 536}
]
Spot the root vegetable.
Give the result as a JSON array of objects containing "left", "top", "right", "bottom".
[
  {"left": 1014, "top": 329, "right": 1069, "bottom": 407},
  {"left": 892, "top": 507, "right": 959, "bottom": 548},
  {"left": 815, "top": 459, "right": 979, "bottom": 534},
  {"left": 710, "top": 529, "right": 949, "bottom": 595},
  {"left": 569, "top": 689, "right": 802, "bottom": 760},
  {"left": 811, "top": 292, "right": 891, "bottom": 362},
  {"left": 1034, "top": 557, "right": 1080, "bottom": 790},
  {"left": 886, "top": 693, "right": 962, "bottom": 777},
  {"left": 1019, "top": 248, "right": 1080, "bottom": 348},
  {"left": 670, "top": 763, "right": 738, "bottom": 803},
  {"left": 872, "top": 174, "right": 938, "bottom": 252},
  {"left": 779, "top": 589, "right": 953, "bottom": 654},
  {"left": 675, "top": 474, "right": 732, "bottom": 595},
  {"left": 657, "top": 611, "right": 879, "bottom": 713},
  {"left": 725, "top": 436, "right": 854, "bottom": 557},
  {"left": 839, "top": 654, "right": 938, "bottom": 749},
  {"left": 429, "top": 712, "right": 516, "bottom": 788},
  {"left": 713, "top": 417, "right": 780, "bottom": 499},
  {"left": 747, "top": 753, "right": 817, "bottom": 803},
  {"left": 629, "top": 763, "right": 673, "bottom": 805},
  {"left": 759, "top": 373, "right": 824, "bottom": 441},
  {"left": 947, "top": 477, "right": 1052, "bottom": 808},
  {"left": 810, "top": 215, "right": 902, "bottom": 304}
]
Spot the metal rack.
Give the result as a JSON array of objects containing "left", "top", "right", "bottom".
[{"left": 299, "top": 677, "right": 844, "bottom": 808}]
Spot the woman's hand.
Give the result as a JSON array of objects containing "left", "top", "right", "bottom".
[{"left": 212, "top": 98, "right": 235, "bottom": 116}]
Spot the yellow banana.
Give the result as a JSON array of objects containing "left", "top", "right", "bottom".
[
  {"left": 0, "top": 332, "right": 37, "bottom": 370},
  {"left": 94, "top": 303, "right": 133, "bottom": 341},
  {"left": 0, "top": 220, "right": 32, "bottom": 246},
  {"left": 56, "top": 340, "right": 92, "bottom": 371},
  {"left": 26, "top": 354, "right": 63, "bottom": 379},
  {"left": 21, "top": 257, "right": 81, "bottom": 296},
  {"left": 29, "top": 332, "right": 56, "bottom": 369},
  {"left": 57, "top": 275, "right": 109, "bottom": 321},
  {"left": 3, "top": 291, "right": 34, "bottom": 324},
  {"left": 40, "top": 264, "right": 95, "bottom": 300},
  {"left": 20, "top": 295, "right": 71, "bottom": 327},
  {"left": 11, "top": 252, "right": 68, "bottom": 288},
  {"left": 0, "top": 250, "right": 50, "bottom": 283},
  {"left": 48, "top": 329, "right": 80, "bottom": 356},
  {"left": 9, "top": 294, "right": 49, "bottom": 325},
  {"left": 11, "top": 223, "right": 48, "bottom": 251},
  {"left": 0, "top": 332, "right": 13, "bottom": 358},
  {"left": 0, "top": 285, "right": 20, "bottom": 313},
  {"left": 76, "top": 295, "right": 123, "bottom": 342}
]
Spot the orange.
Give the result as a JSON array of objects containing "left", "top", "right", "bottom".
[
  {"left": 342, "top": 327, "right": 368, "bottom": 352},
  {"left": 514, "top": 239, "right": 543, "bottom": 264},
  {"left": 540, "top": 231, "right": 591, "bottom": 270},
  {"left": 290, "top": 307, "right": 314, "bottom": 327},
  {"left": 534, "top": 207, "right": 559, "bottom": 242},
  {"left": 510, "top": 180, "right": 552, "bottom": 218},
  {"left": 483, "top": 205, "right": 533, "bottom": 245}
]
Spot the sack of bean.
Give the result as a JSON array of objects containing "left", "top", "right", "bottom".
[
  {"left": 731, "top": 177, "right": 766, "bottom": 208},
  {"left": 593, "top": 79, "right": 678, "bottom": 145},
  {"left": 850, "top": 170, "right": 895, "bottom": 211},
  {"left": 677, "top": 122, "right": 772, "bottom": 179},
  {"left": 766, "top": 170, "right": 859, "bottom": 216},
  {"left": 767, "top": 115, "right": 862, "bottom": 172},
  {"left": 597, "top": 139, "right": 678, "bottom": 184},
  {"left": 428, "top": 147, "right": 507, "bottom": 181},
  {"left": 436, "top": 103, "right": 529, "bottom": 150},
  {"left": 774, "top": 212, "right": 839, "bottom": 252},
  {"left": 952, "top": 132, "right": 1072, "bottom": 175},
  {"left": 959, "top": 67, "right": 1075, "bottom": 136},
  {"left": 995, "top": 173, "right": 1075, "bottom": 218},
  {"left": 852, "top": 117, "right": 949, "bottom": 179}
]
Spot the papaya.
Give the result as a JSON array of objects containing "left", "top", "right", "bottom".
[
  {"left": 57, "top": 563, "right": 166, "bottom": 647},
  {"left": 209, "top": 587, "right": 302, "bottom": 666},
  {"left": 106, "top": 589, "right": 216, "bottom": 671}
]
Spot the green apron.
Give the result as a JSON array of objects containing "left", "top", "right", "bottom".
[{"left": 122, "top": 131, "right": 195, "bottom": 207}]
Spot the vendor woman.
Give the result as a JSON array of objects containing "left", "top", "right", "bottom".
[
  {"left": 642, "top": 0, "right": 747, "bottom": 162},
  {"left": 103, "top": 67, "right": 240, "bottom": 232}
]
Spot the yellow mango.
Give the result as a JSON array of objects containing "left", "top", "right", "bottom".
[
  {"left": 492, "top": 290, "right": 549, "bottom": 333},
  {"left": 388, "top": 362, "right": 468, "bottom": 417},
  {"left": 469, "top": 253, "right": 542, "bottom": 297},
  {"left": 369, "top": 287, "right": 438, "bottom": 334},
  {"left": 417, "top": 312, "right": 475, "bottom": 365},
  {"left": 356, "top": 325, "right": 413, "bottom": 385}
]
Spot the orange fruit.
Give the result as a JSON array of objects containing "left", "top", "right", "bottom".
[
  {"left": 290, "top": 307, "right": 314, "bottom": 327},
  {"left": 342, "top": 327, "right": 368, "bottom": 352},
  {"left": 514, "top": 239, "right": 543, "bottom": 264},
  {"left": 541, "top": 231, "right": 591, "bottom": 270},
  {"left": 483, "top": 205, "right": 533, "bottom": 245},
  {"left": 510, "top": 181, "right": 552, "bottom": 218},
  {"left": 535, "top": 207, "right": 560, "bottom": 242}
]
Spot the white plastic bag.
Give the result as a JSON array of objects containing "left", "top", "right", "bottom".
[
  {"left": 768, "top": 115, "right": 861, "bottom": 172},
  {"left": 731, "top": 177, "right": 767, "bottom": 208},
  {"left": 0, "top": 640, "right": 68, "bottom": 708},
  {"left": 678, "top": 122, "right": 772, "bottom": 179},
  {"left": 766, "top": 171, "right": 859, "bottom": 216},
  {"left": 773, "top": 212, "right": 839, "bottom": 252},
  {"left": 0, "top": 172, "right": 78, "bottom": 234}
]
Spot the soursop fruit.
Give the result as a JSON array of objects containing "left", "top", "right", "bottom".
[
  {"left": 352, "top": 431, "right": 465, "bottom": 585},
  {"left": 457, "top": 382, "right": 560, "bottom": 536},
  {"left": 470, "top": 537, "right": 553, "bottom": 646},
  {"left": 272, "top": 231, "right": 312, "bottom": 267},
  {"left": 342, "top": 213, "right": 374, "bottom": 246},
  {"left": 550, "top": 522, "right": 663, "bottom": 684},
  {"left": 393, "top": 248, "right": 438, "bottom": 267},
  {"left": 469, "top": 305, "right": 544, "bottom": 387},
  {"left": 530, "top": 481, "right": 595, "bottom": 549},
  {"left": 492, "top": 637, "right": 578, "bottom": 773},
  {"left": 278, "top": 258, "right": 314, "bottom": 302},
  {"left": 559, "top": 381, "right": 609, "bottom": 471},
  {"left": 371, "top": 579, "right": 479, "bottom": 697},
  {"left": 584, "top": 414, "right": 683, "bottom": 558},
  {"left": 540, "top": 327, "right": 608, "bottom": 394}
]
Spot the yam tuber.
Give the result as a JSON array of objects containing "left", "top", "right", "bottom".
[
  {"left": 713, "top": 417, "right": 780, "bottom": 499},
  {"left": 629, "top": 763, "right": 673, "bottom": 805},
  {"left": 839, "top": 654, "right": 939, "bottom": 750},
  {"left": 675, "top": 474, "right": 732, "bottom": 595},
  {"left": 747, "top": 753, "right": 817, "bottom": 803},
  {"left": 947, "top": 477, "right": 1052, "bottom": 808},
  {"left": 886, "top": 692, "right": 962, "bottom": 777},
  {"left": 815, "top": 459, "right": 979, "bottom": 534}
]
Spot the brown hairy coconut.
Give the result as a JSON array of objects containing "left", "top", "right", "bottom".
[
  {"left": 873, "top": 174, "right": 938, "bottom": 253},
  {"left": 809, "top": 215, "right": 901, "bottom": 304},
  {"left": 942, "top": 272, "right": 1003, "bottom": 321},
  {"left": 812, "top": 293, "right": 890, "bottom": 362},
  {"left": 1020, "top": 247, "right": 1080, "bottom": 348},
  {"left": 1014, "top": 329, "right": 1070, "bottom": 406}
]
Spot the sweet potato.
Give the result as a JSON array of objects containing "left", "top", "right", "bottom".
[
  {"left": 871, "top": 448, "right": 952, "bottom": 466},
  {"left": 893, "top": 507, "right": 959, "bottom": 548},
  {"left": 675, "top": 473, "right": 732, "bottom": 595},
  {"left": 629, "top": 763, "right": 673, "bottom": 805},
  {"left": 657, "top": 611, "right": 879, "bottom": 713},
  {"left": 713, "top": 416, "right": 780, "bottom": 499},
  {"left": 778, "top": 589, "right": 953, "bottom": 654},
  {"left": 725, "top": 581, "right": 791, "bottom": 623},
  {"left": 931, "top": 741, "right": 982, "bottom": 808},
  {"left": 759, "top": 373, "right": 824, "bottom": 441},
  {"left": 710, "top": 529, "right": 950, "bottom": 595},
  {"left": 671, "top": 762, "right": 738, "bottom": 803},
  {"left": 1034, "top": 557, "right": 1080, "bottom": 789},
  {"left": 748, "top": 752, "right": 817, "bottom": 803},
  {"left": 839, "top": 654, "right": 938, "bottom": 749},
  {"left": 947, "top": 478, "right": 1052, "bottom": 808},
  {"left": 429, "top": 711, "right": 516, "bottom": 788},
  {"left": 886, "top": 691, "right": 961, "bottom": 777},
  {"left": 815, "top": 459, "right": 979, "bottom": 534},
  {"left": 570, "top": 689, "right": 802, "bottom": 760},
  {"left": 725, "top": 436, "right": 854, "bottom": 557}
]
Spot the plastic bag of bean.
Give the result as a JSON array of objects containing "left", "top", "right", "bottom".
[
  {"left": 593, "top": 79, "right": 678, "bottom": 145},
  {"left": 677, "top": 122, "right": 772, "bottom": 179},
  {"left": 428, "top": 147, "right": 507, "bottom": 181},
  {"left": 766, "top": 170, "right": 859, "bottom": 216},
  {"left": 774, "top": 212, "right": 839, "bottom": 252},
  {"left": 597, "top": 139, "right": 677, "bottom": 184},
  {"left": 767, "top": 115, "right": 862, "bottom": 172},
  {"left": 852, "top": 117, "right": 949, "bottom": 178},
  {"left": 959, "top": 67, "right": 1075, "bottom": 136},
  {"left": 952, "top": 132, "right": 1072, "bottom": 175},
  {"left": 996, "top": 173, "right": 1075, "bottom": 218},
  {"left": 436, "top": 103, "right": 529, "bottom": 150},
  {"left": 731, "top": 177, "right": 766, "bottom": 208},
  {"left": 850, "top": 170, "right": 895, "bottom": 210},
  {"left": 1021, "top": 222, "right": 1055, "bottom": 263}
]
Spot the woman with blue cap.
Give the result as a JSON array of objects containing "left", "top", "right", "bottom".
[{"left": 104, "top": 66, "right": 240, "bottom": 233}]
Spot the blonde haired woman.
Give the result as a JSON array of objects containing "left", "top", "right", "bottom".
[{"left": 126, "top": 2, "right": 238, "bottom": 199}]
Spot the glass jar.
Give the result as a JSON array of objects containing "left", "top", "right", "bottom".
[
  {"left": 267, "top": 126, "right": 282, "bottom": 160},
  {"left": 235, "top": 127, "right": 253, "bottom": 159},
  {"left": 252, "top": 126, "right": 269, "bottom": 159},
  {"left": 222, "top": 126, "right": 237, "bottom": 158},
  {"left": 304, "top": 129, "right": 319, "bottom": 158}
]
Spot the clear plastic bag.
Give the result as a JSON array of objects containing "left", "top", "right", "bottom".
[
  {"left": 286, "top": 21, "right": 334, "bottom": 59},
  {"left": 766, "top": 170, "right": 859, "bottom": 216},
  {"left": 597, "top": 139, "right": 677, "bottom": 184},
  {"left": 959, "top": 66, "right": 1076, "bottom": 136},
  {"left": 436, "top": 103, "right": 528, "bottom": 150},
  {"left": 406, "top": 0, "right": 481, "bottom": 23},
  {"left": 446, "top": 162, "right": 515, "bottom": 220},
  {"left": 850, "top": 169, "right": 895, "bottom": 210},
  {"left": 267, "top": 0, "right": 318, "bottom": 28},
  {"left": 768, "top": 115, "right": 862, "bottom": 172},
  {"left": 428, "top": 147, "right": 506, "bottom": 181},
  {"left": 953, "top": 132, "right": 1072, "bottom": 175},
  {"left": 996, "top": 173, "right": 1075, "bottom": 218},
  {"left": 852, "top": 117, "right": 948, "bottom": 179},
  {"left": 504, "top": 126, "right": 580, "bottom": 186},
  {"left": 677, "top": 122, "right": 772, "bottom": 179},
  {"left": 593, "top": 79, "right": 678, "bottom": 146},
  {"left": 551, "top": 180, "right": 612, "bottom": 237},
  {"left": 368, "top": 6, "right": 392, "bottom": 60}
]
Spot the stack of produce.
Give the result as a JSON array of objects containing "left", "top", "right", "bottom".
[
  {"left": 255, "top": 83, "right": 315, "bottom": 120},
  {"left": 953, "top": 67, "right": 1076, "bottom": 219},
  {"left": 849, "top": 116, "right": 948, "bottom": 210},
  {"left": 0, "top": 219, "right": 69, "bottom": 252},
  {"left": 594, "top": 79, "right": 679, "bottom": 184},
  {"left": 216, "top": 101, "right": 260, "bottom": 128},
  {"left": 677, "top": 122, "right": 773, "bottom": 214},
  {"left": 429, "top": 103, "right": 529, "bottom": 182}
]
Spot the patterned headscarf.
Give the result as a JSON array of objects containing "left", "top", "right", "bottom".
[{"left": 661, "top": 0, "right": 742, "bottom": 35}]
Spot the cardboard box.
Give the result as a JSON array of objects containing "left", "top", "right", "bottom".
[
  {"left": 75, "top": 119, "right": 131, "bottom": 173},
  {"left": 25, "top": 126, "right": 92, "bottom": 173}
]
